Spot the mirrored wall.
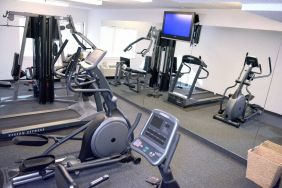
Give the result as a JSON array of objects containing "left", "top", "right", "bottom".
[{"left": 104, "top": 20, "right": 282, "bottom": 159}]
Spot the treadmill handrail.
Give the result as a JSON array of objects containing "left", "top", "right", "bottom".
[
  {"left": 182, "top": 63, "right": 192, "bottom": 73},
  {"left": 198, "top": 67, "right": 209, "bottom": 79},
  {"left": 182, "top": 55, "right": 207, "bottom": 68}
]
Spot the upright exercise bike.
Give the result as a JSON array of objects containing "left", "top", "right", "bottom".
[{"left": 213, "top": 54, "right": 272, "bottom": 127}]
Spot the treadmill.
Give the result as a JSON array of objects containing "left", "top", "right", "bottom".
[
  {"left": 0, "top": 11, "right": 103, "bottom": 140},
  {"left": 0, "top": 99, "right": 100, "bottom": 140},
  {"left": 168, "top": 55, "right": 221, "bottom": 107}
]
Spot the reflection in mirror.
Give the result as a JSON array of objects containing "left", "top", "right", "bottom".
[{"left": 105, "top": 19, "right": 282, "bottom": 159}]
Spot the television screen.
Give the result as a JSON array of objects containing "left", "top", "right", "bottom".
[{"left": 162, "top": 11, "right": 194, "bottom": 42}]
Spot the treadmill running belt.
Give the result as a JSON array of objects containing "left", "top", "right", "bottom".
[{"left": 0, "top": 110, "right": 80, "bottom": 129}]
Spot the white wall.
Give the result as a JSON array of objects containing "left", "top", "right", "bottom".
[
  {"left": 87, "top": 8, "right": 282, "bottom": 45},
  {"left": 175, "top": 27, "right": 282, "bottom": 110},
  {"left": 0, "top": 0, "right": 89, "bottom": 79},
  {"left": 195, "top": 9, "right": 282, "bottom": 31}
]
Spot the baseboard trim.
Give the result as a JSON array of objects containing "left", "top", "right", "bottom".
[{"left": 114, "top": 91, "right": 247, "bottom": 166}]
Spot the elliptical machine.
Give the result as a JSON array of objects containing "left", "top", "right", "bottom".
[
  {"left": 1, "top": 47, "right": 141, "bottom": 187},
  {"left": 213, "top": 54, "right": 272, "bottom": 128}
]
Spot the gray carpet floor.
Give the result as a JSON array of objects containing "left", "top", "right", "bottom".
[
  {"left": 0, "top": 98, "right": 258, "bottom": 188},
  {"left": 110, "top": 83, "right": 282, "bottom": 159}
]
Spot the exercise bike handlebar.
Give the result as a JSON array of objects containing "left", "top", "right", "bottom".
[{"left": 254, "top": 57, "right": 272, "bottom": 79}]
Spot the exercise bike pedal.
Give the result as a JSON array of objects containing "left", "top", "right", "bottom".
[{"left": 19, "top": 155, "right": 55, "bottom": 173}]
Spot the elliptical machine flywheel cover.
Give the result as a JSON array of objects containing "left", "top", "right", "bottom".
[{"left": 91, "top": 117, "right": 129, "bottom": 158}]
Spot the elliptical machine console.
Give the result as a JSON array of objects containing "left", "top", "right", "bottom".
[
  {"left": 131, "top": 109, "right": 180, "bottom": 188},
  {"left": 213, "top": 53, "right": 272, "bottom": 127}
]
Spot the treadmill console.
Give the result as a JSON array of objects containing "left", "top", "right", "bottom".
[{"left": 131, "top": 109, "right": 179, "bottom": 166}]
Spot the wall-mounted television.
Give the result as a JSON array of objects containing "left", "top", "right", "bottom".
[{"left": 162, "top": 11, "right": 194, "bottom": 42}]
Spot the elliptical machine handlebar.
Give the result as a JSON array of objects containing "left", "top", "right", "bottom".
[
  {"left": 67, "top": 47, "right": 112, "bottom": 95},
  {"left": 66, "top": 47, "right": 118, "bottom": 116},
  {"left": 182, "top": 55, "right": 207, "bottom": 68}
]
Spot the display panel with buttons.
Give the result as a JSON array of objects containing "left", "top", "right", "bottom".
[{"left": 131, "top": 109, "right": 179, "bottom": 166}]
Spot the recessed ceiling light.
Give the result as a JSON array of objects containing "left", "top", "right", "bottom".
[
  {"left": 69, "top": 0, "right": 103, "bottom": 5},
  {"left": 134, "top": 0, "right": 152, "bottom": 2},
  {"left": 242, "top": 3, "right": 282, "bottom": 11},
  {"left": 19, "top": 0, "right": 69, "bottom": 7}
]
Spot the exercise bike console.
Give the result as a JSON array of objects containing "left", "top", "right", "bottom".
[
  {"left": 131, "top": 109, "right": 180, "bottom": 188},
  {"left": 131, "top": 109, "right": 179, "bottom": 166}
]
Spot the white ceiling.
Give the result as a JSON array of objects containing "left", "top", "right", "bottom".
[
  {"left": 43, "top": 0, "right": 282, "bottom": 22},
  {"left": 63, "top": 0, "right": 242, "bottom": 9},
  {"left": 60, "top": 0, "right": 282, "bottom": 9}
]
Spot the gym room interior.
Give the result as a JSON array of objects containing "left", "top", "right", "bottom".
[{"left": 0, "top": 0, "right": 282, "bottom": 188}]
